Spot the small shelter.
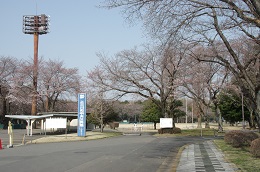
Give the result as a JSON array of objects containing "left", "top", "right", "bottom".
[{"left": 5, "top": 112, "right": 81, "bottom": 136}]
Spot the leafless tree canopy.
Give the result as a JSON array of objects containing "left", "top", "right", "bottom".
[
  {"left": 105, "top": 0, "right": 259, "bottom": 42},
  {"left": 104, "top": 0, "right": 260, "bottom": 130},
  {"left": 88, "top": 44, "right": 189, "bottom": 117}
]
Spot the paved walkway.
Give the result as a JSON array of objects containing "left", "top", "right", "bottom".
[{"left": 177, "top": 141, "right": 236, "bottom": 172}]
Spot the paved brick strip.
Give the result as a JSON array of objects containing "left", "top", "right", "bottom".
[
  {"left": 206, "top": 141, "right": 236, "bottom": 172},
  {"left": 177, "top": 141, "right": 235, "bottom": 172}
]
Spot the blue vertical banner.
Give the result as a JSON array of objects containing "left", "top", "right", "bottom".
[{"left": 77, "top": 93, "right": 87, "bottom": 137}]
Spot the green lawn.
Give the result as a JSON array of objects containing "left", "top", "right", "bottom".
[
  {"left": 214, "top": 139, "right": 260, "bottom": 172},
  {"left": 178, "top": 128, "right": 225, "bottom": 137}
]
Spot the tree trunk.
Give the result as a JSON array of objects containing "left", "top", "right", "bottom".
[
  {"left": 249, "top": 111, "right": 256, "bottom": 129},
  {"left": 0, "top": 97, "right": 8, "bottom": 128},
  {"left": 218, "top": 113, "right": 223, "bottom": 132},
  {"left": 154, "top": 122, "right": 157, "bottom": 130},
  {"left": 172, "top": 117, "right": 176, "bottom": 128},
  {"left": 197, "top": 114, "right": 202, "bottom": 128},
  {"left": 214, "top": 104, "right": 223, "bottom": 131},
  {"left": 205, "top": 123, "right": 210, "bottom": 128},
  {"left": 256, "top": 115, "right": 260, "bottom": 132},
  {"left": 204, "top": 106, "right": 210, "bottom": 128},
  {"left": 45, "top": 96, "right": 49, "bottom": 112},
  {"left": 205, "top": 117, "right": 210, "bottom": 129},
  {"left": 100, "top": 124, "right": 104, "bottom": 133},
  {"left": 257, "top": 92, "right": 260, "bottom": 132},
  {"left": 2, "top": 97, "right": 7, "bottom": 116},
  {"left": 100, "top": 117, "right": 104, "bottom": 133},
  {"left": 163, "top": 107, "right": 168, "bottom": 118}
]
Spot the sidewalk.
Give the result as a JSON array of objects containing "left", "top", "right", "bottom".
[
  {"left": 26, "top": 131, "right": 116, "bottom": 144},
  {"left": 177, "top": 140, "right": 237, "bottom": 172}
]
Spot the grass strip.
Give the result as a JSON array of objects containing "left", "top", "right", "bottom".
[
  {"left": 155, "top": 128, "right": 225, "bottom": 137},
  {"left": 214, "top": 139, "right": 260, "bottom": 172}
]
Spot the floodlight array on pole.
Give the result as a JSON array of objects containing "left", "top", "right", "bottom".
[
  {"left": 23, "top": 14, "right": 50, "bottom": 116},
  {"left": 23, "top": 14, "right": 50, "bottom": 34}
]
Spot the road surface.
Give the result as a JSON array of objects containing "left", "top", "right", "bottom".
[{"left": 0, "top": 134, "right": 212, "bottom": 172}]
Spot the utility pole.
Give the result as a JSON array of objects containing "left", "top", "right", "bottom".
[
  {"left": 23, "top": 14, "right": 50, "bottom": 115},
  {"left": 185, "top": 97, "right": 188, "bottom": 128},
  {"left": 242, "top": 93, "right": 245, "bottom": 129},
  {"left": 192, "top": 101, "right": 194, "bottom": 126},
  {"left": 100, "top": 91, "right": 104, "bottom": 133}
]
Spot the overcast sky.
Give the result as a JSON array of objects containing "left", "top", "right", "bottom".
[{"left": 0, "top": 0, "right": 147, "bottom": 75}]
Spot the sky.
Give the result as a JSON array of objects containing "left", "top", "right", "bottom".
[{"left": 0, "top": 0, "right": 147, "bottom": 75}]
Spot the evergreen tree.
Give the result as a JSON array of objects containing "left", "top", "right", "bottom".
[
  {"left": 141, "top": 99, "right": 163, "bottom": 129},
  {"left": 218, "top": 89, "right": 250, "bottom": 125}
]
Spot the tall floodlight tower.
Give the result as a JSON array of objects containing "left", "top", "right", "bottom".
[{"left": 23, "top": 14, "right": 50, "bottom": 115}]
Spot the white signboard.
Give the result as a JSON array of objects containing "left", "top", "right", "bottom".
[
  {"left": 46, "top": 118, "right": 67, "bottom": 129},
  {"left": 160, "top": 118, "right": 173, "bottom": 128}
]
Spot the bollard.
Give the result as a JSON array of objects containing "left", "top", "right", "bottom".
[
  {"left": 22, "top": 134, "right": 25, "bottom": 145},
  {"left": 8, "top": 121, "right": 13, "bottom": 148},
  {"left": 0, "top": 139, "right": 2, "bottom": 149}
]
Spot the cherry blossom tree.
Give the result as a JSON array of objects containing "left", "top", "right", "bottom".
[
  {"left": 38, "top": 59, "right": 81, "bottom": 112},
  {"left": 9, "top": 57, "right": 43, "bottom": 116},
  {"left": 0, "top": 56, "right": 19, "bottom": 126}
]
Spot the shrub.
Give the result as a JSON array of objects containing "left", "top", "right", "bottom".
[
  {"left": 158, "top": 128, "right": 173, "bottom": 134},
  {"left": 158, "top": 127, "right": 181, "bottom": 134},
  {"left": 172, "top": 127, "right": 181, "bottom": 134},
  {"left": 109, "top": 122, "right": 119, "bottom": 129},
  {"left": 224, "top": 130, "right": 259, "bottom": 148},
  {"left": 158, "top": 128, "right": 163, "bottom": 134},
  {"left": 250, "top": 138, "right": 260, "bottom": 158},
  {"left": 163, "top": 128, "right": 173, "bottom": 134}
]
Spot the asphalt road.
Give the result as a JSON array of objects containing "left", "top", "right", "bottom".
[{"left": 0, "top": 134, "right": 213, "bottom": 172}]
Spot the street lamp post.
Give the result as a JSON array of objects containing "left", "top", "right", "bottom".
[{"left": 23, "top": 14, "right": 50, "bottom": 115}]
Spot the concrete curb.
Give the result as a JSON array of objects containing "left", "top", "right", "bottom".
[
  {"left": 122, "top": 133, "right": 141, "bottom": 136},
  {"left": 170, "top": 144, "right": 190, "bottom": 172},
  {"left": 25, "top": 132, "right": 122, "bottom": 144}
]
